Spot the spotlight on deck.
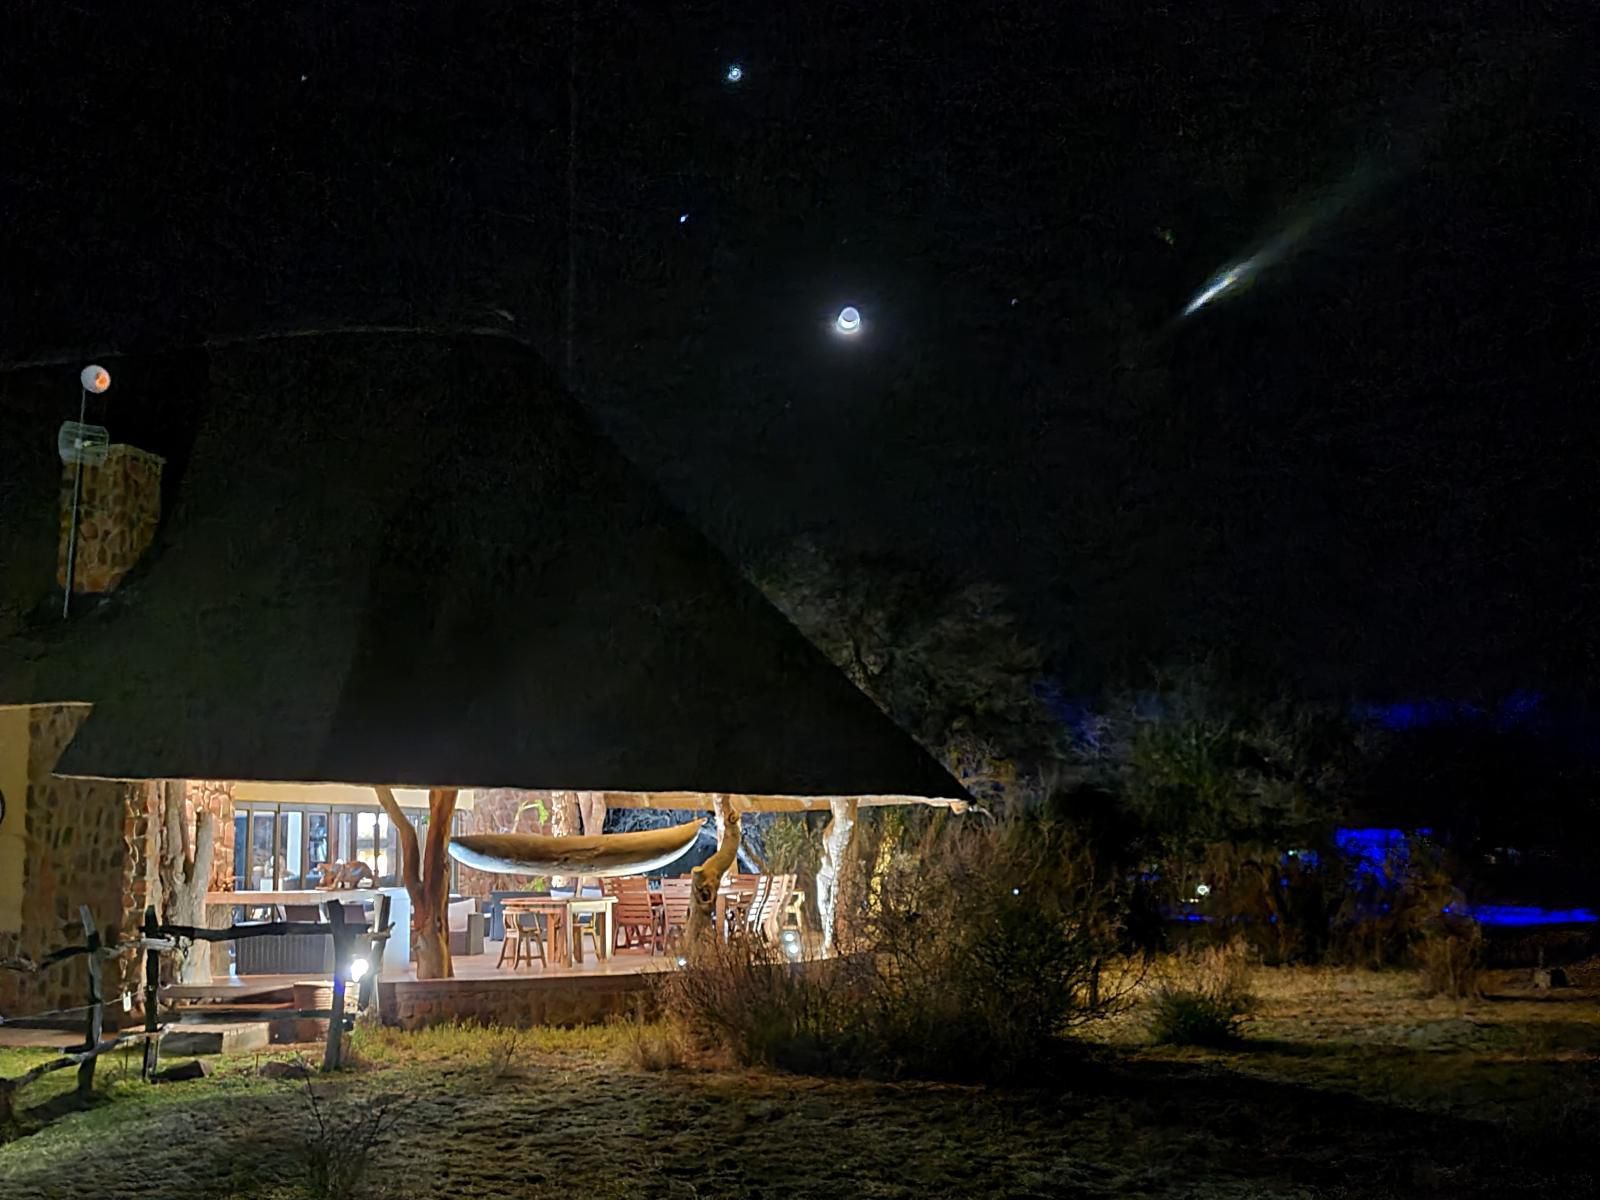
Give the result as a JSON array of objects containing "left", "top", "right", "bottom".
[
  {"left": 348, "top": 956, "right": 370, "bottom": 983},
  {"left": 675, "top": 955, "right": 689, "bottom": 969},
  {"left": 779, "top": 928, "right": 803, "bottom": 962},
  {"left": 834, "top": 305, "right": 862, "bottom": 336}
]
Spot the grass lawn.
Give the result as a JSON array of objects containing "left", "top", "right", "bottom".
[{"left": 1, "top": 967, "right": 1595, "bottom": 1199}]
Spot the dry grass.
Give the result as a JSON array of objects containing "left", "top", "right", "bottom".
[{"left": 0, "top": 967, "right": 1596, "bottom": 1198}]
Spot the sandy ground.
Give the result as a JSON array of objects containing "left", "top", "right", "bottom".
[{"left": 0, "top": 966, "right": 1595, "bottom": 1200}]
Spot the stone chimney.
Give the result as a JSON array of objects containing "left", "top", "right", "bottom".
[{"left": 57, "top": 445, "right": 165, "bottom": 595}]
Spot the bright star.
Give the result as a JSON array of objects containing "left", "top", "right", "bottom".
[{"left": 678, "top": 212, "right": 689, "bottom": 224}]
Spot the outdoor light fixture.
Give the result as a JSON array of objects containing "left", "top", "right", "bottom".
[
  {"left": 834, "top": 305, "right": 862, "bottom": 335},
  {"left": 61, "top": 365, "right": 114, "bottom": 619},
  {"left": 1195, "top": 883, "right": 1211, "bottom": 897},
  {"left": 725, "top": 63, "right": 743, "bottom": 83},
  {"left": 779, "top": 928, "right": 803, "bottom": 962},
  {"left": 349, "top": 956, "right": 370, "bottom": 982},
  {"left": 675, "top": 955, "right": 689, "bottom": 968},
  {"left": 678, "top": 212, "right": 689, "bottom": 224},
  {"left": 1011, "top": 887, "right": 1021, "bottom": 896}
]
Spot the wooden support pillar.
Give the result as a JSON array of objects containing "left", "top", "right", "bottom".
[
  {"left": 816, "top": 798, "right": 858, "bottom": 955},
  {"left": 687, "top": 795, "right": 740, "bottom": 945},
  {"left": 141, "top": 906, "right": 161, "bottom": 1081},
  {"left": 321, "top": 900, "right": 350, "bottom": 1072}
]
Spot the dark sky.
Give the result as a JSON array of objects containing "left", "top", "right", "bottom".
[{"left": 4, "top": 0, "right": 1597, "bottom": 702}]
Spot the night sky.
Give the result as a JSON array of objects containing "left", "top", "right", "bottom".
[{"left": 4, "top": 1, "right": 1597, "bottom": 703}]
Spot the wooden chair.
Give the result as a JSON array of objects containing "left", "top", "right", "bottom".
[
  {"left": 756, "top": 874, "right": 796, "bottom": 940},
  {"left": 603, "top": 876, "right": 659, "bottom": 953},
  {"left": 740, "top": 876, "right": 772, "bottom": 936},
  {"left": 657, "top": 877, "right": 694, "bottom": 947},
  {"left": 498, "top": 908, "right": 547, "bottom": 969},
  {"left": 573, "top": 916, "right": 606, "bottom": 962}
]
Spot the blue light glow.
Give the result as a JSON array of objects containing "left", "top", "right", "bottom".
[
  {"left": 835, "top": 305, "right": 862, "bottom": 335},
  {"left": 1452, "top": 905, "right": 1600, "bottom": 928},
  {"left": 725, "top": 63, "right": 744, "bottom": 83}
]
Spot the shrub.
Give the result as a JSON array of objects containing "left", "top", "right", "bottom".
[
  {"left": 482, "top": 1029, "right": 526, "bottom": 1079},
  {"left": 1148, "top": 942, "right": 1255, "bottom": 1047},
  {"left": 657, "top": 819, "right": 1127, "bottom": 1082},
  {"left": 1415, "top": 921, "right": 1482, "bottom": 999},
  {"left": 297, "top": 1075, "right": 398, "bottom": 1200}
]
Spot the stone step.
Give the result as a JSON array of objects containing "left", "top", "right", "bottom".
[{"left": 161, "top": 1022, "right": 272, "bottom": 1056}]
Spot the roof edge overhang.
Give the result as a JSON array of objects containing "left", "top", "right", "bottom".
[{"left": 45, "top": 767, "right": 968, "bottom": 813}]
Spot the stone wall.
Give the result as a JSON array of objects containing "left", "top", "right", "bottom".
[
  {"left": 383, "top": 972, "right": 653, "bottom": 1030},
  {"left": 184, "top": 779, "right": 237, "bottom": 892},
  {"left": 57, "top": 444, "right": 164, "bottom": 594},
  {"left": 455, "top": 788, "right": 553, "bottom": 901},
  {"left": 0, "top": 704, "right": 146, "bottom": 1024}
]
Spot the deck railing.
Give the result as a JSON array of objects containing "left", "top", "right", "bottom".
[{"left": 0, "top": 896, "right": 389, "bottom": 1122}]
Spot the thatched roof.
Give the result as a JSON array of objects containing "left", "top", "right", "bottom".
[{"left": 0, "top": 333, "right": 965, "bottom": 803}]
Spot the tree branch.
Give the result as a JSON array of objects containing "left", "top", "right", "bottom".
[
  {"left": 374, "top": 786, "right": 424, "bottom": 899},
  {"left": 421, "top": 789, "right": 458, "bottom": 908}
]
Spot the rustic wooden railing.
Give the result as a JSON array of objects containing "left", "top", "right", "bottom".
[{"left": 0, "top": 896, "right": 389, "bottom": 1122}]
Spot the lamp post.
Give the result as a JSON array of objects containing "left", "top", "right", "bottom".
[{"left": 62, "top": 365, "right": 111, "bottom": 618}]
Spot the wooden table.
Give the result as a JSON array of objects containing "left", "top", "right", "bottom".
[{"left": 502, "top": 896, "right": 616, "bottom": 967}]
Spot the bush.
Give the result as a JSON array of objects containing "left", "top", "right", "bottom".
[
  {"left": 482, "top": 1029, "right": 526, "bottom": 1079},
  {"left": 1415, "top": 921, "right": 1482, "bottom": 999},
  {"left": 657, "top": 819, "right": 1127, "bottom": 1082},
  {"left": 1148, "top": 943, "right": 1255, "bottom": 1047},
  {"left": 297, "top": 1075, "right": 398, "bottom": 1200}
]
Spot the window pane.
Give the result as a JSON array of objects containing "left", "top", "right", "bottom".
[
  {"left": 356, "top": 811, "right": 378, "bottom": 876},
  {"left": 332, "top": 812, "right": 354, "bottom": 864},
  {"left": 232, "top": 814, "right": 248, "bottom": 889},
  {"left": 307, "top": 812, "right": 329, "bottom": 873},
  {"left": 280, "top": 812, "right": 305, "bottom": 889},
  {"left": 251, "top": 813, "right": 275, "bottom": 890}
]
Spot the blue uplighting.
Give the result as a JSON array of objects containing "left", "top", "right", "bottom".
[{"left": 1452, "top": 904, "right": 1600, "bottom": 928}]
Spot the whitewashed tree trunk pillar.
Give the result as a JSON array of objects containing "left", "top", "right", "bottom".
[
  {"left": 687, "top": 795, "right": 740, "bottom": 945},
  {"left": 576, "top": 791, "right": 607, "bottom": 892},
  {"left": 816, "top": 797, "right": 858, "bottom": 955},
  {"left": 549, "top": 791, "right": 581, "bottom": 889},
  {"left": 160, "top": 782, "right": 216, "bottom": 984}
]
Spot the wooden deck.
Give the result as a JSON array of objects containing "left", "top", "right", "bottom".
[{"left": 161, "top": 941, "right": 675, "bottom": 1028}]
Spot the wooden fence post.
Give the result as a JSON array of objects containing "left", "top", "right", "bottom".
[
  {"left": 321, "top": 899, "right": 349, "bottom": 1072},
  {"left": 76, "top": 906, "right": 102, "bottom": 1098},
  {"left": 364, "top": 893, "right": 391, "bottom": 1023},
  {"left": 141, "top": 906, "right": 162, "bottom": 1081}
]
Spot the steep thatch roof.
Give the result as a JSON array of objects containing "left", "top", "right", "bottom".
[{"left": 0, "top": 333, "right": 965, "bottom": 802}]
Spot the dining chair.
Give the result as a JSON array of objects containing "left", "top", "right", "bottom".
[
  {"left": 657, "top": 877, "right": 694, "bottom": 947},
  {"left": 498, "top": 908, "right": 547, "bottom": 969},
  {"left": 605, "top": 876, "right": 659, "bottom": 953}
]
